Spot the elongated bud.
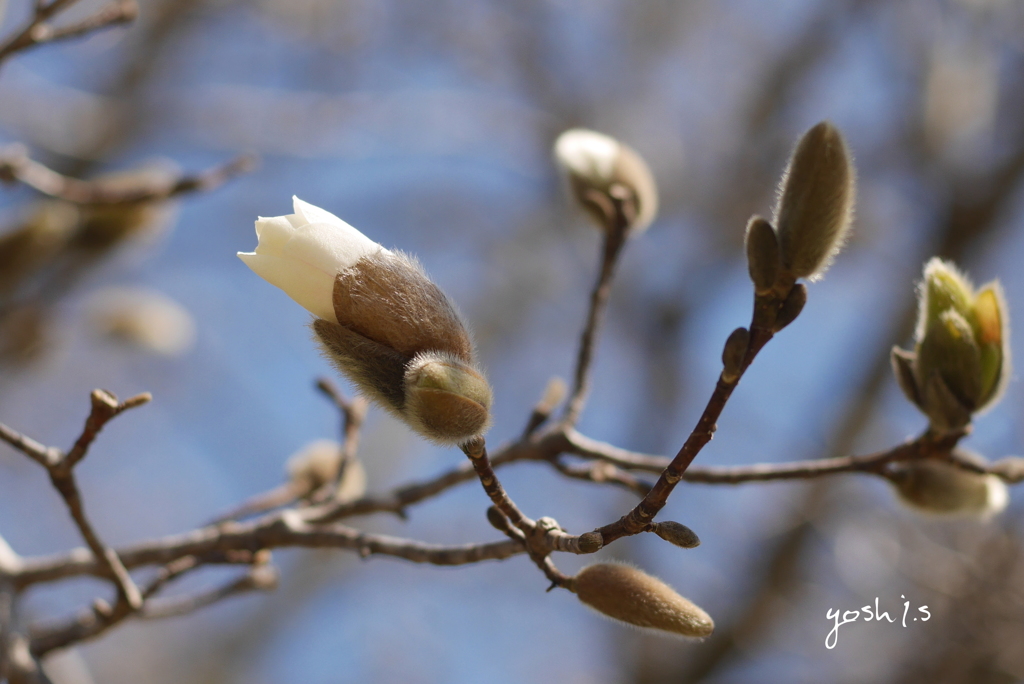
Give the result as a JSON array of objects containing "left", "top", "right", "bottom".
[
  {"left": 554, "top": 128, "right": 659, "bottom": 235},
  {"left": 721, "top": 327, "right": 749, "bottom": 383},
  {"left": 772, "top": 283, "right": 807, "bottom": 332},
  {"left": 571, "top": 562, "right": 713, "bottom": 638},
  {"left": 744, "top": 216, "right": 780, "bottom": 294},
  {"left": 773, "top": 122, "right": 855, "bottom": 281},
  {"left": 888, "top": 454, "right": 1008, "bottom": 517},
  {"left": 651, "top": 521, "right": 701, "bottom": 549},
  {"left": 898, "top": 258, "right": 1012, "bottom": 431},
  {"left": 243, "top": 198, "right": 493, "bottom": 445},
  {"left": 486, "top": 506, "right": 510, "bottom": 533}
]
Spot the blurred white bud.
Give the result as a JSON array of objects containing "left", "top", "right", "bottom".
[
  {"left": 285, "top": 439, "right": 366, "bottom": 501},
  {"left": 241, "top": 198, "right": 492, "bottom": 445},
  {"left": 889, "top": 455, "right": 1008, "bottom": 518},
  {"left": 554, "top": 128, "right": 658, "bottom": 234},
  {"left": 87, "top": 287, "right": 196, "bottom": 356}
]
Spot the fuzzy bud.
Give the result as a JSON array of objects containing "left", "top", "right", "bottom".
[
  {"left": 285, "top": 439, "right": 367, "bottom": 501},
  {"left": 772, "top": 122, "right": 856, "bottom": 281},
  {"left": 651, "top": 521, "right": 701, "bottom": 549},
  {"left": 241, "top": 197, "right": 493, "bottom": 445},
  {"left": 894, "top": 258, "right": 1011, "bottom": 432},
  {"left": 772, "top": 282, "right": 807, "bottom": 332},
  {"left": 721, "top": 327, "right": 749, "bottom": 383},
  {"left": 572, "top": 562, "right": 713, "bottom": 638},
  {"left": 744, "top": 216, "right": 780, "bottom": 294},
  {"left": 889, "top": 454, "right": 1008, "bottom": 517},
  {"left": 554, "top": 128, "right": 658, "bottom": 235}
]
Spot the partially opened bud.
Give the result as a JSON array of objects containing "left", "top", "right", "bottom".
[
  {"left": 772, "top": 122, "right": 856, "bottom": 281},
  {"left": 572, "top": 562, "right": 714, "bottom": 638},
  {"left": 241, "top": 197, "right": 492, "bottom": 445},
  {"left": 888, "top": 455, "right": 1008, "bottom": 517},
  {"left": 895, "top": 258, "right": 1011, "bottom": 432},
  {"left": 554, "top": 128, "right": 658, "bottom": 234}
]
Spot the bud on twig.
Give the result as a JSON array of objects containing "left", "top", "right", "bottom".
[
  {"left": 572, "top": 562, "right": 714, "bottom": 638},
  {"left": 240, "top": 197, "right": 493, "bottom": 445},
  {"left": 651, "top": 521, "right": 701, "bottom": 549},
  {"left": 721, "top": 328, "right": 749, "bottom": 383},
  {"left": 554, "top": 129, "right": 659, "bottom": 235},
  {"left": 888, "top": 454, "right": 1008, "bottom": 517},
  {"left": 744, "top": 216, "right": 780, "bottom": 294},
  {"left": 772, "top": 122, "right": 855, "bottom": 281},
  {"left": 772, "top": 283, "right": 807, "bottom": 332},
  {"left": 893, "top": 258, "right": 1011, "bottom": 432}
]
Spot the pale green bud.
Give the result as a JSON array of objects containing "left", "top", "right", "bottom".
[
  {"left": 772, "top": 122, "right": 856, "bottom": 281},
  {"left": 554, "top": 128, "right": 659, "bottom": 235},
  {"left": 897, "top": 258, "right": 1012, "bottom": 431},
  {"left": 572, "top": 562, "right": 713, "bottom": 638},
  {"left": 889, "top": 455, "right": 1008, "bottom": 517}
]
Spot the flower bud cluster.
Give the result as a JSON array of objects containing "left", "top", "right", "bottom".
[{"left": 892, "top": 258, "right": 1010, "bottom": 433}]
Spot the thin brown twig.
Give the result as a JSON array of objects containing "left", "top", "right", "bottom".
[
  {"left": 563, "top": 193, "right": 631, "bottom": 424},
  {"left": 0, "top": 149, "right": 257, "bottom": 205},
  {"left": 0, "top": 0, "right": 137, "bottom": 67}
]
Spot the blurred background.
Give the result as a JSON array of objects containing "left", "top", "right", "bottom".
[{"left": 0, "top": 0, "right": 1023, "bottom": 682}]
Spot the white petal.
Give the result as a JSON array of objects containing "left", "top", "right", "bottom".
[
  {"left": 238, "top": 252, "right": 337, "bottom": 322},
  {"left": 283, "top": 220, "right": 382, "bottom": 275},
  {"left": 293, "top": 196, "right": 346, "bottom": 227},
  {"left": 554, "top": 129, "right": 620, "bottom": 182},
  {"left": 253, "top": 215, "right": 296, "bottom": 251}
]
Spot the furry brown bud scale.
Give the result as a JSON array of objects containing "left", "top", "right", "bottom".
[{"left": 572, "top": 562, "right": 714, "bottom": 638}]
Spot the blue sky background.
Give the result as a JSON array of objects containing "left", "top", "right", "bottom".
[{"left": 0, "top": 0, "right": 1023, "bottom": 682}]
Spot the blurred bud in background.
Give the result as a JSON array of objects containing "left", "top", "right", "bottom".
[
  {"left": 554, "top": 128, "right": 658, "bottom": 235},
  {"left": 86, "top": 286, "right": 196, "bottom": 356},
  {"left": 0, "top": 201, "right": 79, "bottom": 296},
  {"left": 888, "top": 452, "right": 1008, "bottom": 517},
  {"left": 892, "top": 258, "right": 1010, "bottom": 433},
  {"left": 285, "top": 438, "right": 366, "bottom": 502}
]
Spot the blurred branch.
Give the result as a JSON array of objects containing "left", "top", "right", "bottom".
[
  {"left": 0, "top": 0, "right": 138, "bottom": 67},
  {"left": 0, "top": 148, "right": 257, "bottom": 205}
]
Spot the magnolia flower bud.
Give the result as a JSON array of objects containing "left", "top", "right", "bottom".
[
  {"left": 286, "top": 439, "right": 368, "bottom": 502},
  {"left": 240, "top": 197, "right": 492, "bottom": 445},
  {"left": 87, "top": 287, "right": 196, "bottom": 356},
  {"left": 772, "top": 121, "right": 856, "bottom": 281},
  {"left": 651, "top": 521, "right": 701, "bottom": 549},
  {"left": 721, "top": 327, "right": 749, "bottom": 383},
  {"left": 554, "top": 128, "right": 658, "bottom": 235},
  {"left": 888, "top": 454, "right": 1008, "bottom": 517},
  {"left": 893, "top": 258, "right": 1011, "bottom": 432},
  {"left": 572, "top": 562, "right": 714, "bottom": 638}
]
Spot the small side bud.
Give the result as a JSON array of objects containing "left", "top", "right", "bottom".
[
  {"left": 721, "top": 328, "right": 749, "bottom": 383},
  {"left": 744, "top": 216, "right": 780, "bottom": 294},
  {"left": 572, "top": 562, "right": 714, "bottom": 638},
  {"left": 486, "top": 506, "right": 511, "bottom": 533},
  {"left": 554, "top": 128, "right": 659, "bottom": 235},
  {"left": 772, "top": 283, "right": 807, "bottom": 332},
  {"left": 890, "top": 346, "right": 922, "bottom": 408},
  {"left": 576, "top": 531, "right": 604, "bottom": 554},
  {"left": 773, "top": 122, "right": 856, "bottom": 281},
  {"left": 651, "top": 521, "right": 701, "bottom": 549},
  {"left": 403, "top": 352, "right": 493, "bottom": 445},
  {"left": 889, "top": 455, "right": 1008, "bottom": 517},
  {"left": 540, "top": 376, "right": 568, "bottom": 412}
]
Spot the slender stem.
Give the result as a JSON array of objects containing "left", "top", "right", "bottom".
[{"left": 461, "top": 438, "right": 533, "bottom": 533}]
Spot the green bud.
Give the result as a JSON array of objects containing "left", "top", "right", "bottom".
[
  {"left": 572, "top": 562, "right": 714, "bottom": 638},
  {"left": 890, "top": 346, "right": 921, "bottom": 408},
  {"left": 773, "top": 122, "right": 856, "bottom": 281},
  {"left": 899, "top": 258, "right": 1012, "bottom": 431},
  {"left": 744, "top": 216, "right": 780, "bottom": 294},
  {"left": 403, "top": 353, "right": 493, "bottom": 445}
]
